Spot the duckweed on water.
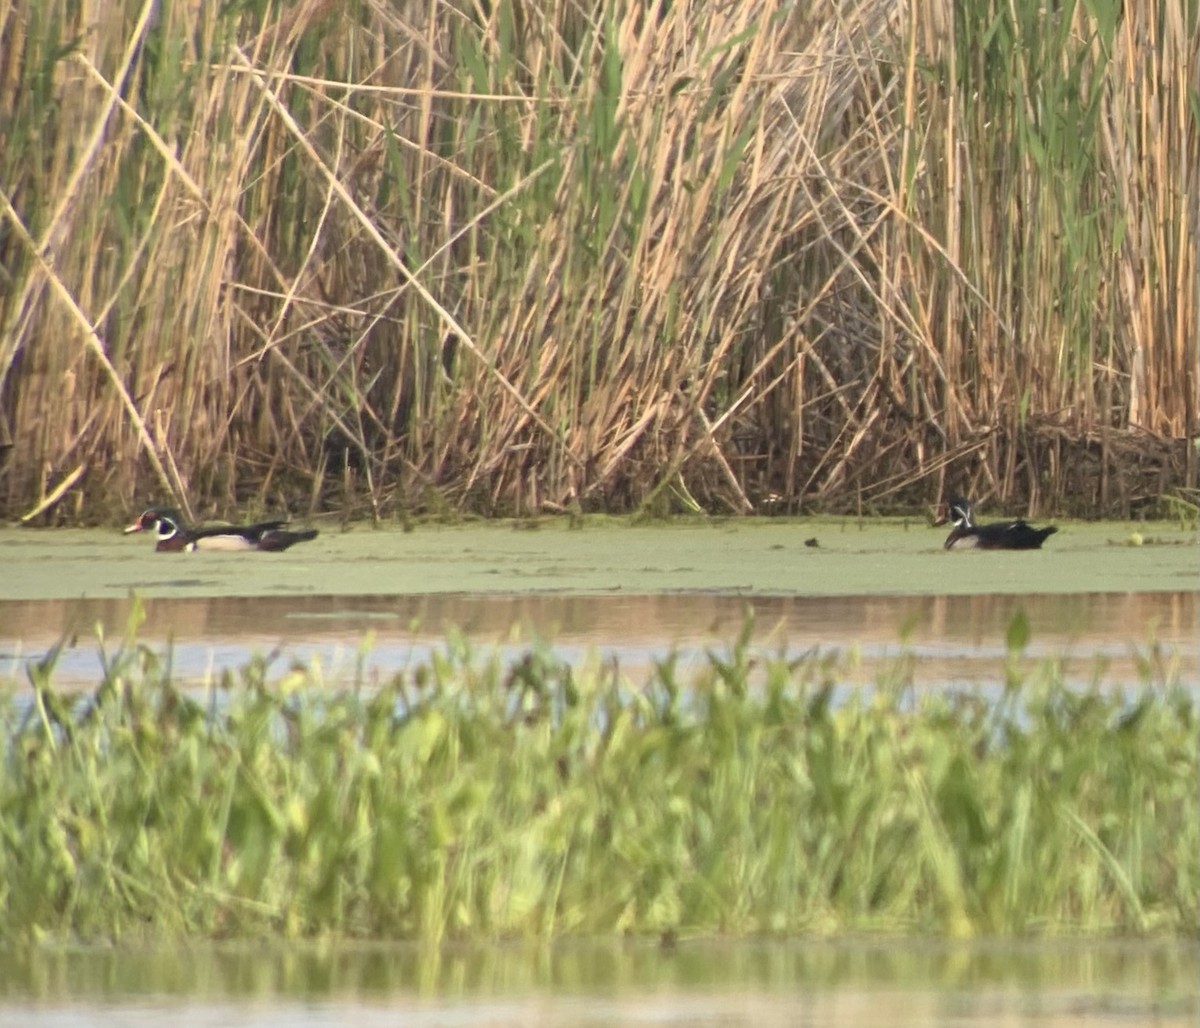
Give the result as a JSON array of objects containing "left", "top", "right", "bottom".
[{"left": 1, "top": 620, "right": 1196, "bottom": 943}]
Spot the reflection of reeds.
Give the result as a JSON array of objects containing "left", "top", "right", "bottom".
[
  {"left": 2, "top": 621, "right": 1196, "bottom": 940},
  {"left": 0, "top": 1, "right": 1194, "bottom": 520}
]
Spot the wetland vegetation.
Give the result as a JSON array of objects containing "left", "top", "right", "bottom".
[
  {"left": 2, "top": 611, "right": 1196, "bottom": 943},
  {"left": 0, "top": 0, "right": 1195, "bottom": 524},
  {"left": 0, "top": 9, "right": 1196, "bottom": 1011}
]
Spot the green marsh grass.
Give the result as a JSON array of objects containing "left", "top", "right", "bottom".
[
  {"left": 1, "top": 621, "right": 1195, "bottom": 943},
  {"left": 0, "top": 0, "right": 1195, "bottom": 522}
]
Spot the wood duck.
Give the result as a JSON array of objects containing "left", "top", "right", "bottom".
[
  {"left": 934, "top": 497, "right": 1057, "bottom": 550},
  {"left": 124, "top": 508, "right": 319, "bottom": 552}
]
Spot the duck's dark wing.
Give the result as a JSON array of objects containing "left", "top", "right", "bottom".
[
  {"left": 974, "top": 519, "right": 1056, "bottom": 549},
  {"left": 256, "top": 528, "right": 319, "bottom": 552},
  {"left": 190, "top": 520, "right": 289, "bottom": 543},
  {"left": 1008, "top": 522, "right": 1057, "bottom": 548}
]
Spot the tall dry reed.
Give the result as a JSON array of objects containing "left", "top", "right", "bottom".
[{"left": 0, "top": 0, "right": 1195, "bottom": 521}]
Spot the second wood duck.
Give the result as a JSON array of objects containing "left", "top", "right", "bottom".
[
  {"left": 124, "top": 508, "right": 319, "bottom": 552},
  {"left": 934, "top": 497, "right": 1057, "bottom": 550}
]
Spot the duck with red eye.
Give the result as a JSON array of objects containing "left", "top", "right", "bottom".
[
  {"left": 933, "top": 497, "right": 1057, "bottom": 551},
  {"left": 124, "top": 508, "right": 319, "bottom": 552}
]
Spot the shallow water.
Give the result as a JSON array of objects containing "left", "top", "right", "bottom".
[
  {"left": 1, "top": 590, "right": 1195, "bottom": 690},
  {"left": 1, "top": 519, "right": 1196, "bottom": 1025},
  {"left": 2, "top": 520, "right": 1194, "bottom": 687},
  {"left": 0, "top": 939, "right": 1195, "bottom": 1027}
]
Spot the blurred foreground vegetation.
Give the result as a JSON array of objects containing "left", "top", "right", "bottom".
[
  {"left": 0, "top": 0, "right": 1196, "bottom": 522},
  {"left": 2, "top": 619, "right": 1195, "bottom": 943}
]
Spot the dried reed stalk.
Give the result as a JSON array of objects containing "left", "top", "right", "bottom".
[{"left": 0, "top": 0, "right": 1193, "bottom": 521}]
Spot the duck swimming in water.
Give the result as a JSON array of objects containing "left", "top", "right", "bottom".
[
  {"left": 934, "top": 497, "right": 1057, "bottom": 550},
  {"left": 124, "top": 508, "right": 319, "bottom": 552}
]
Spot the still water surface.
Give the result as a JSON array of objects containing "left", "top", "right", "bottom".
[
  {"left": 1, "top": 590, "right": 1195, "bottom": 690},
  {"left": 1, "top": 939, "right": 1195, "bottom": 1027}
]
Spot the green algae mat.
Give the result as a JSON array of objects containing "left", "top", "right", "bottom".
[{"left": 0, "top": 517, "right": 1194, "bottom": 600}]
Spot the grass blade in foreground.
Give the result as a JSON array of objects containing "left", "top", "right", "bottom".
[{"left": 0, "top": 632, "right": 1195, "bottom": 942}]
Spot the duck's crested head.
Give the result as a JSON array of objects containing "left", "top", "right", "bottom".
[
  {"left": 945, "top": 497, "right": 973, "bottom": 527},
  {"left": 933, "top": 497, "right": 974, "bottom": 528},
  {"left": 124, "top": 507, "right": 184, "bottom": 535}
]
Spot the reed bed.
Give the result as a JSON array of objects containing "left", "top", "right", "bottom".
[
  {"left": 0, "top": 0, "right": 1195, "bottom": 522},
  {"left": 1, "top": 620, "right": 1195, "bottom": 942}
]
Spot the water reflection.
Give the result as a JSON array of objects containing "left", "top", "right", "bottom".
[
  {"left": 1, "top": 591, "right": 1196, "bottom": 690},
  {"left": 0, "top": 939, "right": 1194, "bottom": 1027}
]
